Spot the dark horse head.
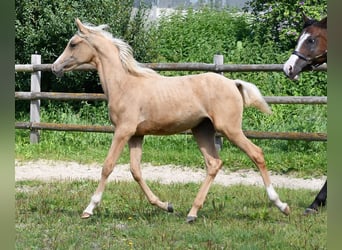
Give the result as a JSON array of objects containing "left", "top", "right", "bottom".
[{"left": 283, "top": 14, "right": 327, "bottom": 80}]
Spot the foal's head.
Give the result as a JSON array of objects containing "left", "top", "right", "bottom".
[
  {"left": 52, "top": 18, "right": 111, "bottom": 77},
  {"left": 52, "top": 18, "right": 155, "bottom": 78},
  {"left": 283, "top": 14, "right": 327, "bottom": 80}
]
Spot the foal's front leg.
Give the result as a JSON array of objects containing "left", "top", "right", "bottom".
[
  {"left": 128, "top": 136, "right": 173, "bottom": 212},
  {"left": 81, "top": 131, "right": 131, "bottom": 218}
]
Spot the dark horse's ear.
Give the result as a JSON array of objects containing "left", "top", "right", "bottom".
[
  {"left": 302, "top": 13, "right": 315, "bottom": 28},
  {"left": 318, "top": 17, "right": 327, "bottom": 29},
  {"left": 302, "top": 13, "right": 311, "bottom": 23}
]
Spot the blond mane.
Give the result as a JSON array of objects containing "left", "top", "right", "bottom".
[{"left": 79, "top": 22, "right": 157, "bottom": 77}]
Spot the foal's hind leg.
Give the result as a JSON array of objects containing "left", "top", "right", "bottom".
[
  {"left": 128, "top": 136, "right": 173, "bottom": 212},
  {"left": 225, "top": 129, "right": 290, "bottom": 215},
  {"left": 187, "top": 119, "right": 223, "bottom": 222}
]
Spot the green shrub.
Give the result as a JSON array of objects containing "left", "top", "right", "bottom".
[
  {"left": 148, "top": 7, "right": 251, "bottom": 63},
  {"left": 243, "top": 0, "right": 327, "bottom": 50},
  {"left": 15, "top": 4, "right": 327, "bottom": 159},
  {"left": 15, "top": 0, "right": 152, "bottom": 99}
]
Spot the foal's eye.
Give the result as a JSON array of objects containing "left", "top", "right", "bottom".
[{"left": 69, "top": 42, "right": 77, "bottom": 48}]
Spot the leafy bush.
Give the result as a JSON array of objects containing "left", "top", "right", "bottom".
[
  {"left": 147, "top": 6, "right": 326, "bottom": 96},
  {"left": 148, "top": 7, "right": 251, "bottom": 63},
  {"left": 15, "top": 3, "right": 327, "bottom": 155},
  {"left": 15, "top": 0, "right": 152, "bottom": 94},
  {"left": 15, "top": 2, "right": 327, "bottom": 99},
  {"left": 243, "top": 0, "right": 327, "bottom": 50}
]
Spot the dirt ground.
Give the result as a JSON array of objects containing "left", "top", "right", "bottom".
[{"left": 15, "top": 159, "right": 325, "bottom": 190}]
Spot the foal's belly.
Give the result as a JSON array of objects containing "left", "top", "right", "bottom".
[{"left": 135, "top": 117, "right": 204, "bottom": 136}]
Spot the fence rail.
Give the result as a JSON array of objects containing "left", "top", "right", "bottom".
[
  {"left": 15, "top": 122, "right": 327, "bottom": 141},
  {"left": 15, "top": 54, "right": 327, "bottom": 144},
  {"left": 15, "top": 62, "right": 327, "bottom": 73},
  {"left": 15, "top": 91, "right": 327, "bottom": 104}
]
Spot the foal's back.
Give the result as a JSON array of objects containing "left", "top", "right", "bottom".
[{"left": 137, "top": 72, "right": 243, "bottom": 110}]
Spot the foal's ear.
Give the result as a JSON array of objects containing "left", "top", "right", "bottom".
[{"left": 75, "top": 18, "right": 89, "bottom": 35}]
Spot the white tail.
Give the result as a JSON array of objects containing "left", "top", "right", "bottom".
[{"left": 235, "top": 79, "right": 272, "bottom": 114}]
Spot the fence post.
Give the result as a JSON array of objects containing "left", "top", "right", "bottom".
[
  {"left": 213, "top": 54, "right": 224, "bottom": 151},
  {"left": 30, "top": 54, "right": 41, "bottom": 143}
]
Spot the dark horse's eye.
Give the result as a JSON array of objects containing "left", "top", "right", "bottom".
[{"left": 307, "top": 38, "right": 315, "bottom": 44}]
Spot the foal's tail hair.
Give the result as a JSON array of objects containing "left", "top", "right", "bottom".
[{"left": 235, "top": 79, "right": 272, "bottom": 114}]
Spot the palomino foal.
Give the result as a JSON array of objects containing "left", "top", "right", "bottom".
[{"left": 52, "top": 19, "right": 290, "bottom": 222}]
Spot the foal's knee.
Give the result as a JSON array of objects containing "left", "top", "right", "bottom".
[
  {"left": 101, "top": 157, "right": 116, "bottom": 177},
  {"left": 130, "top": 167, "right": 142, "bottom": 182},
  {"left": 207, "top": 159, "right": 223, "bottom": 177},
  {"left": 130, "top": 169, "right": 142, "bottom": 182},
  {"left": 101, "top": 165, "right": 113, "bottom": 178}
]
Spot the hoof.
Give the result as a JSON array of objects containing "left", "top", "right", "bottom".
[
  {"left": 81, "top": 212, "right": 92, "bottom": 219},
  {"left": 282, "top": 205, "right": 290, "bottom": 215},
  {"left": 303, "top": 208, "right": 318, "bottom": 215},
  {"left": 167, "top": 203, "right": 174, "bottom": 213},
  {"left": 186, "top": 216, "right": 197, "bottom": 223}
]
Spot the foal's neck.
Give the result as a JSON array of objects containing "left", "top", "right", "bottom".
[{"left": 93, "top": 40, "right": 128, "bottom": 97}]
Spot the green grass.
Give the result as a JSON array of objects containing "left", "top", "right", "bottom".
[
  {"left": 16, "top": 180, "right": 327, "bottom": 249},
  {"left": 15, "top": 130, "right": 327, "bottom": 177},
  {"left": 15, "top": 103, "right": 327, "bottom": 249},
  {"left": 15, "top": 101, "right": 327, "bottom": 179},
  {"left": 15, "top": 127, "right": 327, "bottom": 178}
]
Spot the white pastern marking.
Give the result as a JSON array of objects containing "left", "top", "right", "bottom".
[
  {"left": 266, "top": 185, "right": 288, "bottom": 212},
  {"left": 91, "top": 193, "right": 103, "bottom": 204},
  {"left": 266, "top": 185, "right": 278, "bottom": 201},
  {"left": 83, "top": 192, "right": 103, "bottom": 215}
]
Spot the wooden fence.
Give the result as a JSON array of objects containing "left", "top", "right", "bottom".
[{"left": 15, "top": 54, "right": 327, "bottom": 145}]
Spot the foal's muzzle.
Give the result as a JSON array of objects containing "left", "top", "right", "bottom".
[
  {"left": 51, "top": 64, "right": 65, "bottom": 77},
  {"left": 51, "top": 57, "right": 76, "bottom": 77}
]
